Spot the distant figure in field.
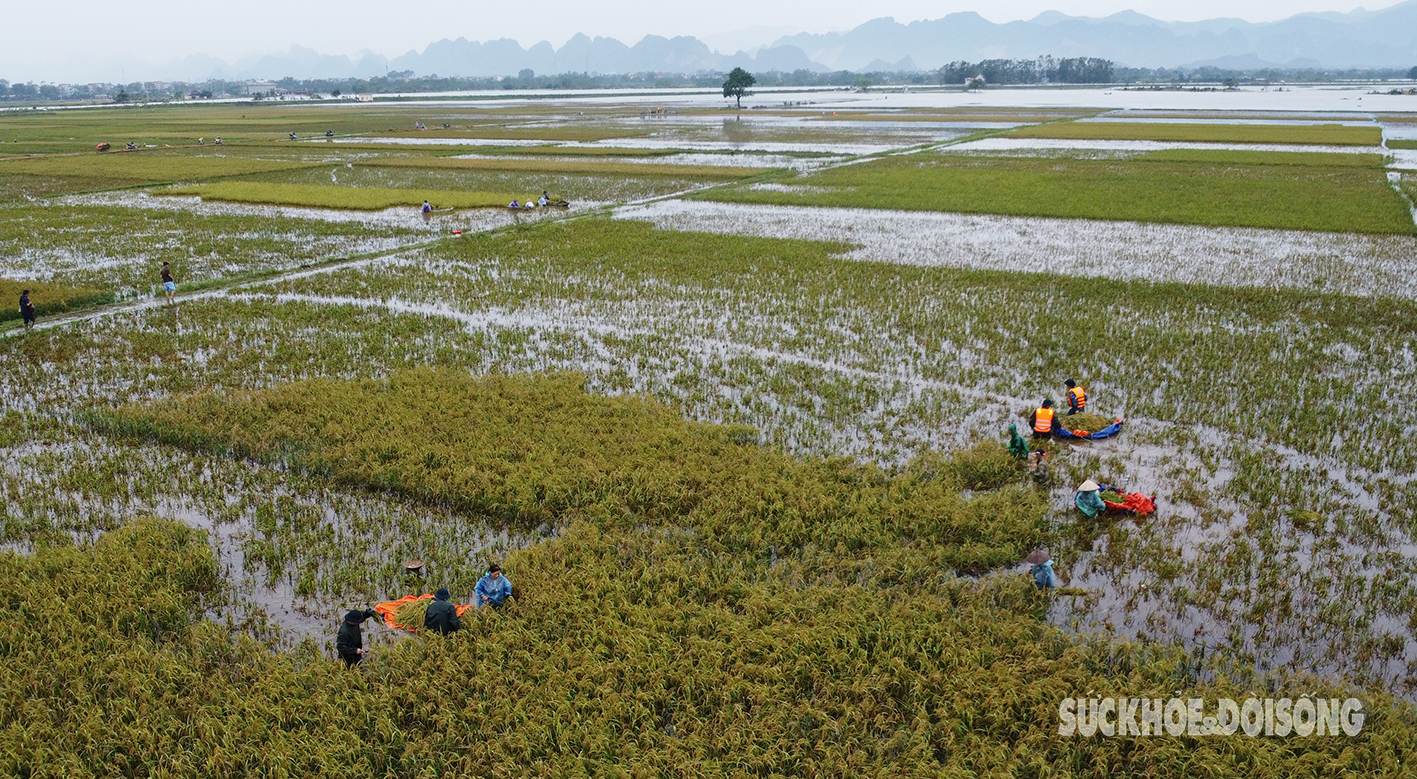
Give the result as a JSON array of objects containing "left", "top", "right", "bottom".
[
  {"left": 421, "top": 200, "right": 433, "bottom": 222},
  {"left": 537, "top": 191, "right": 549, "bottom": 207},
  {"left": 1027, "top": 448, "right": 1050, "bottom": 486},
  {"left": 1064, "top": 379, "right": 1086, "bottom": 416},
  {"left": 19, "top": 289, "right": 35, "bottom": 330},
  {"left": 508, "top": 199, "right": 520, "bottom": 209},
  {"left": 1030, "top": 399, "right": 1059, "bottom": 439},
  {"left": 160, "top": 262, "right": 176, "bottom": 305},
  {"left": 423, "top": 587, "right": 461, "bottom": 635},
  {"left": 476, "top": 564, "right": 512, "bottom": 609},
  {"left": 336, "top": 608, "right": 379, "bottom": 668}
]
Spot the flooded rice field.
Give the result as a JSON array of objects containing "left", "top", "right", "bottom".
[
  {"left": 947, "top": 136, "right": 1387, "bottom": 156},
  {"left": 616, "top": 199, "right": 1417, "bottom": 299},
  {"left": 4, "top": 94, "right": 1417, "bottom": 700}
]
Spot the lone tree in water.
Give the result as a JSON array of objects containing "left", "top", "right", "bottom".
[{"left": 723, "top": 67, "right": 755, "bottom": 108}]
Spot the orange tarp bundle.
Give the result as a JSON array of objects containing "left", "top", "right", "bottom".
[
  {"left": 373, "top": 594, "right": 476, "bottom": 630},
  {"left": 1102, "top": 492, "right": 1157, "bottom": 517}
]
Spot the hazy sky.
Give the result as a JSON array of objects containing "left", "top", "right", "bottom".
[{"left": 2, "top": 0, "right": 1403, "bottom": 80}]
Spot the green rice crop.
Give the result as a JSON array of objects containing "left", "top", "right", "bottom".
[
  {"left": 254, "top": 163, "right": 722, "bottom": 203},
  {"left": 0, "top": 152, "right": 310, "bottom": 184},
  {"left": 1385, "top": 140, "right": 1417, "bottom": 149},
  {"left": 364, "top": 156, "right": 760, "bottom": 179},
  {"left": 701, "top": 153, "right": 1417, "bottom": 234},
  {"left": 0, "top": 278, "right": 111, "bottom": 322},
  {"left": 1137, "top": 149, "right": 1387, "bottom": 167},
  {"left": 169, "top": 182, "right": 519, "bottom": 210},
  {"left": 1005, "top": 121, "right": 1383, "bottom": 146}
]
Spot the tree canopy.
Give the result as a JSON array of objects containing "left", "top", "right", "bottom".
[{"left": 722, "top": 67, "right": 756, "bottom": 108}]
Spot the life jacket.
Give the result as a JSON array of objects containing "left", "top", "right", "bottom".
[
  {"left": 1068, "top": 386, "right": 1086, "bottom": 410},
  {"left": 1033, "top": 407, "right": 1054, "bottom": 433}
]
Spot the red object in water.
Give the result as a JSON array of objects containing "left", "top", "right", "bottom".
[
  {"left": 1103, "top": 492, "right": 1156, "bottom": 517},
  {"left": 452, "top": 230, "right": 462, "bottom": 235}
]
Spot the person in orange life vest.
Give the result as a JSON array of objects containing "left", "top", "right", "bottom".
[
  {"left": 1064, "top": 379, "right": 1086, "bottom": 416},
  {"left": 1030, "top": 399, "right": 1060, "bottom": 439}
]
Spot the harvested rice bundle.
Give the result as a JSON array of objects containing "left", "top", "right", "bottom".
[
  {"left": 1060, "top": 412, "right": 1118, "bottom": 435},
  {"left": 392, "top": 598, "right": 432, "bottom": 628}
]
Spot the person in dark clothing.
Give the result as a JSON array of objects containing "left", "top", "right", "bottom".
[
  {"left": 19, "top": 289, "right": 35, "bottom": 330},
  {"left": 337, "top": 608, "right": 378, "bottom": 668},
  {"left": 160, "top": 262, "right": 176, "bottom": 305},
  {"left": 423, "top": 587, "right": 461, "bottom": 635},
  {"left": 1064, "top": 379, "right": 1086, "bottom": 416}
]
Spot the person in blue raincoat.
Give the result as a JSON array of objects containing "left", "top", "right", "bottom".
[
  {"left": 475, "top": 564, "right": 513, "bottom": 609},
  {"left": 1026, "top": 549, "right": 1059, "bottom": 589},
  {"left": 1075, "top": 479, "right": 1106, "bottom": 517}
]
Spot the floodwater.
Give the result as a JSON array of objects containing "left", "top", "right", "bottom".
[
  {"left": 338, "top": 84, "right": 1417, "bottom": 114},
  {"left": 945, "top": 137, "right": 1386, "bottom": 155},
  {"left": 615, "top": 199, "right": 1417, "bottom": 299}
]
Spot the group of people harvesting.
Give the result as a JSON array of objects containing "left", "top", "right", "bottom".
[
  {"left": 1028, "top": 378, "right": 1086, "bottom": 439},
  {"left": 337, "top": 564, "right": 514, "bottom": 668}
]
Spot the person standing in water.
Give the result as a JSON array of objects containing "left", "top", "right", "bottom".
[{"left": 160, "top": 263, "right": 176, "bottom": 305}]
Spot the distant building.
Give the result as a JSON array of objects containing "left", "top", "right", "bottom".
[{"left": 355, "top": 94, "right": 375, "bottom": 102}]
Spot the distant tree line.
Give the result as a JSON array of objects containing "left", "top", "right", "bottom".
[
  {"left": 0, "top": 63, "right": 1414, "bottom": 104},
  {"left": 937, "top": 57, "right": 1114, "bottom": 85},
  {"left": 1114, "top": 65, "right": 1416, "bottom": 84}
]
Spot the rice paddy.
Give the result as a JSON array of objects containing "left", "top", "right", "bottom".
[
  {"left": 699, "top": 152, "right": 1417, "bottom": 234},
  {"left": 1, "top": 98, "right": 1416, "bottom": 775},
  {"left": 1004, "top": 121, "right": 1384, "bottom": 146},
  {"left": 170, "top": 181, "right": 521, "bottom": 210}
]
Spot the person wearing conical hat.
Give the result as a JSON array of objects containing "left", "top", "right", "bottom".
[
  {"left": 1075, "top": 479, "right": 1106, "bottom": 518},
  {"left": 1026, "top": 549, "right": 1058, "bottom": 589}
]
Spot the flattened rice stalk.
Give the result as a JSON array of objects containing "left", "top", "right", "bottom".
[{"left": 1099, "top": 490, "right": 1125, "bottom": 503}]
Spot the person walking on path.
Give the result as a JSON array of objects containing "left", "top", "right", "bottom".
[
  {"left": 19, "top": 289, "right": 35, "bottom": 330},
  {"left": 160, "top": 263, "right": 176, "bottom": 305}
]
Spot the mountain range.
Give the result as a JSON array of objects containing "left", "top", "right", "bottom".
[{"left": 26, "top": 2, "right": 1417, "bottom": 83}]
